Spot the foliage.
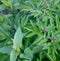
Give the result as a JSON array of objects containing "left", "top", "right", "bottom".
[{"left": 0, "top": 0, "right": 60, "bottom": 61}]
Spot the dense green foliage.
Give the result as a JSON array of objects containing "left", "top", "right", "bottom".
[{"left": 0, "top": 0, "right": 60, "bottom": 61}]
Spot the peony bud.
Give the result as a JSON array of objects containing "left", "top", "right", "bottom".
[
  {"left": 43, "top": 28, "right": 47, "bottom": 32},
  {"left": 52, "top": 36, "right": 56, "bottom": 41},
  {"left": 2, "top": 9, "right": 8, "bottom": 14}
]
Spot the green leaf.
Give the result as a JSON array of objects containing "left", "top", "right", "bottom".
[
  {"left": 0, "top": 4, "right": 6, "bottom": 11},
  {"left": 24, "top": 47, "right": 33, "bottom": 60},
  {"left": 13, "top": 27, "right": 23, "bottom": 48},
  {"left": 26, "top": 32, "right": 35, "bottom": 37},
  {"left": 46, "top": 53, "right": 54, "bottom": 61},
  {"left": 24, "top": 24, "right": 33, "bottom": 31},
  {"left": 2, "top": 0, "right": 12, "bottom": 8},
  {"left": 10, "top": 50, "right": 19, "bottom": 61},
  {"left": 20, "top": 54, "right": 30, "bottom": 59},
  {"left": 30, "top": 20, "right": 39, "bottom": 33},
  {"left": 37, "top": 39, "right": 47, "bottom": 45},
  {"left": 33, "top": 35, "right": 44, "bottom": 45},
  {"left": 43, "top": 43, "right": 51, "bottom": 50},
  {"left": 39, "top": 51, "right": 46, "bottom": 61},
  {"left": 0, "top": 46, "right": 12, "bottom": 55},
  {"left": 32, "top": 45, "right": 43, "bottom": 54}
]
